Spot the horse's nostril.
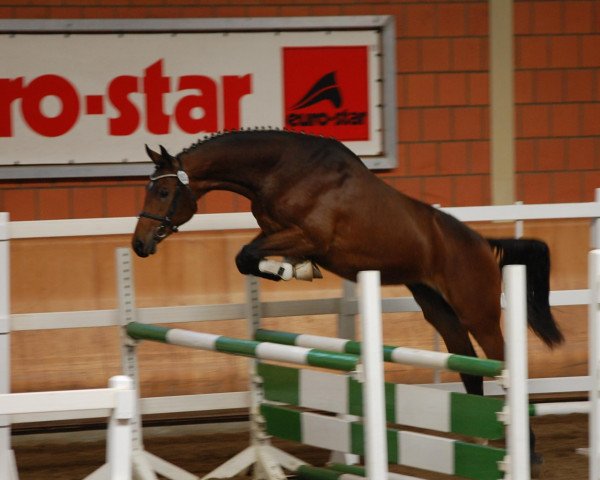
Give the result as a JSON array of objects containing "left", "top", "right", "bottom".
[{"left": 133, "top": 239, "right": 146, "bottom": 257}]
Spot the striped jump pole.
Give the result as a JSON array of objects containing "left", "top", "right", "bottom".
[
  {"left": 260, "top": 403, "right": 505, "bottom": 479},
  {"left": 257, "top": 363, "right": 504, "bottom": 440},
  {"left": 254, "top": 329, "right": 504, "bottom": 378},
  {"left": 126, "top": 322, "right": 360, "bottom": 372}
]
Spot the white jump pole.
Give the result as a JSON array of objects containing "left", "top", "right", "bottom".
[
  {"left": 107, "top": 375, "right": 134, "bottom": 480},
  {"left": 357, "top": 271, "right": 388, "bottom": 480},
  {"left": 589, "top": 250, "right": 600, "bottom": 479},
  {"left": 503, "top": 265, "right": 530, "bottom": 480}
]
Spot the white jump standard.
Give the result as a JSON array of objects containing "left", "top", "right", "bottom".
[{"left": 125, "top": 266, "right": 531, "bottom": 480}]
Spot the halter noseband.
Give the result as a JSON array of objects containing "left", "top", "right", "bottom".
[{"left": 138, "top": 169, "right": 197, "bottom": 239}]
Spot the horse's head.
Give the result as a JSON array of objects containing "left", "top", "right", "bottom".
[{"left": 132, "top": 145, "right": 197, "bottom": 257}]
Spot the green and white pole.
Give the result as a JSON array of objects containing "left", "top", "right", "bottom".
[
  {"left": 255, "top": 330, "right": 503, "bottom": 378},
  {"left": 260, "top": 403, "right": 505, "bottom": 479},
  {"left": 258, "top": 363, "right": 504, "bottom": 440},
  {"left": 126, "top": 322, "right": 360, "bottom": 372}
]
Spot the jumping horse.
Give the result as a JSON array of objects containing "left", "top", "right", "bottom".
[{"left": 132, "top": 129, "right": 563, "bottom": 469}]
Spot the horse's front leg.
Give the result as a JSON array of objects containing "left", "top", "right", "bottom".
[
  {"left": 236, "top": 245, "right": 287, "bottom": 281},
  {"left": 235, "top": 229, "right": 321, "bottom": 281}
]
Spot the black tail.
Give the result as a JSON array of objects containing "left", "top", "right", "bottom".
[{"left": 487, "top": 238, "right": 564, "bottom": 347}]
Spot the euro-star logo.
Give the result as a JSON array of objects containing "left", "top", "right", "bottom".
[
  {"left": 283, "top": 46, "right": 369, "bottom": 141},
  {"left": 0, "top": 59, "right": 252, "bottom": 137}
]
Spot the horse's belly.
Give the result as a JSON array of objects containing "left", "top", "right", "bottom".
[{"left": 316, "top": 249, "right": 425, "bottom": 286}]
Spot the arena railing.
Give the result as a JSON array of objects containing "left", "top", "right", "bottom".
[{"left": 3, "top": 189, "right": 600, "bottom": 422}]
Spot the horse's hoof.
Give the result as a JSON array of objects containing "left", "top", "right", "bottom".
[
  {"left": 312, "top": 263, "right": 323, "bottom": 279},
  {"left": 530, "top": 452, "right": 544, "bottom": 479},
  {"left": 293, "top": 260, "right": 323, "bottom": 281}
]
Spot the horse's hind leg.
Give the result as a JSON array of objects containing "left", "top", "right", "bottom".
[
  {"left": 442, "top": 274, "right": 544, "bottom": 474},
  {"left": 407, "top": 283, "right": 484, "bottom": 395}
]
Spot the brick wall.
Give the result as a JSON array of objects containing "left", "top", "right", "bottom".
[{"left": 0, "top": 0, "right": 598, "bottom": 220}]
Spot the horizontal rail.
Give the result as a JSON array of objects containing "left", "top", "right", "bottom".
[
  {"left": 126, "top": 322, "right": 360, "bottom": 371},
  {"left": 9, "top": 213, "right": 259, "bottom": 239},
  {"left": 8, "top": 196, "right": 600, "bottom": 239},
  {"left": 10, "top": 391, "right": 250, "bottom": 424},
  {"left": 421, "top": 375, "right": 591, "bottom": 396},
  {"left": 10, "top": 288, "right": 589, "bottom": 331},
  {"left": 259, "top": 363, "right": 504, "bottom": 439},
  {"left": 443, "top": 201, "right": 600, "bottom": 222},
  {"left": 261, "top": 403, "right": 505, "bottom": 479},
  {"left": 0, "top": 389, "right": 119, "bottom": 415},
  {"left": 530, "top": 401, "right": 589, "bottom": 416},
  {"left": 255, "top": 329, "right": 504, "bottom": 377},
  {"left": 0, "top": 376, "right": 133, "bottom": 418}
]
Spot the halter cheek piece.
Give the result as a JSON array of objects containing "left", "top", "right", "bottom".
[{"left": 138, "top": 170, "right": 197, "bottom": 240}]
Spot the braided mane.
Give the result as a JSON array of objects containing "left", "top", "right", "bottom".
[
  {"left": 177, "top": 128, "right": 326, "bottom": 158},
  {"left": 176, "top": 127, "right": 362, "bottom": 164}
]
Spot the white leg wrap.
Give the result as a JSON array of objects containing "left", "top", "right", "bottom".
[{"left": 258, "top": 259, "right": 293, "bottom": 280}]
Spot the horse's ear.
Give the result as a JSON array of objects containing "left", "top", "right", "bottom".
[
  {"left": 159, "top": 145, "right": 177, "bottom": 168},
  {"left": 159, "top": 145, "right": 173, "bottom": 160},
  {"left": 145, "top": 145, "right": 162, "bottom": 165},
  {"left": 146, "top": 144, "right": 175, "bottom": 169}
]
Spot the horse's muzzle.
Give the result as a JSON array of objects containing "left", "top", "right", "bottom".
[{"left": 132, "top": 238, "right": 156, "bottom": 258}]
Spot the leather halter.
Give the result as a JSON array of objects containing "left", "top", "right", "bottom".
[{"left": 138, "top": 169, "right": 197, "bottom": 239}]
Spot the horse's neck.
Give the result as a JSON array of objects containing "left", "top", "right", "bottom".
[{"left": 183, "top": 139, "right": 281, "bottom": 198}]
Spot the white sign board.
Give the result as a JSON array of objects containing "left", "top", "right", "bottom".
[{"left": 0, "top": 18, "right": 396, "bottom": 176}]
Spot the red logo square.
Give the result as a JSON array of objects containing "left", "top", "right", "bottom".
[{"left": 283, "top": 46, "right": 370, "bottom": 141}]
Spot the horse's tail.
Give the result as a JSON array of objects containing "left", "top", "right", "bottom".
[{"left": 487, "top": 238, "right": 564, "bottom": 347}]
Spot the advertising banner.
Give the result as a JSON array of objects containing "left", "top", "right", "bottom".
[{"left": 0, "top": 29, "right": 384, "bottom": 168}]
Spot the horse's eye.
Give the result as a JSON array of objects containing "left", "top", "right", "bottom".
[{"left": 159, "top": 188, "right": 169, "bottom": 199}]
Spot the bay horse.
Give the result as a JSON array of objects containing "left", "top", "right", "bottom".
[{"left": 132, "top": 129, "right": 562, "bottom": 467}]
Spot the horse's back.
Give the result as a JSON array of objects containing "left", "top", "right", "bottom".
[{"left": 252, "top": 133, "right": 498, "bottom": 290}]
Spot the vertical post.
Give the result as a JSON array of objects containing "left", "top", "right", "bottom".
[
  {"left": 337, "top": 280, "right": 356, "bottom": 341},
  {"left": 245, "top": 275, "right": 288, "bottom": 479},
  {"left": 431, "top": 204, "right": 442, "bottom": 384},
  {"left": 246, "top": 275, "right": 262, "bottom": 337},
  {"left": 332, "top": 280, "right": 361, "bottom": 466},
  {"left": 115, "top": 248, "right": 145, "bottom": 453},
  {"left": 589, "top": 250, "right": 600, "bottom": 479},
  {"left": 245, "top": 275, "right": 262, "bottom": 417},
  {"left": 514, "top": 201, "right": 523, "bottom": 239},
  {"left": 107, "top": 375, "right": 134, "bottom": 480},
  {"left": 503, "top": 265, "right": 530, "bottom": 479},
  {"left": 490, "top": 0, "right": 515, "bottom": 205},
  {"left": 592, "top": 189, "right": 600, "bottom": 249},
  {"left": 0, "top": 212, "right": 16, "bottom": 480},
  {"left": 357, "top": 271, "right": 388, "bottom": 480}
]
